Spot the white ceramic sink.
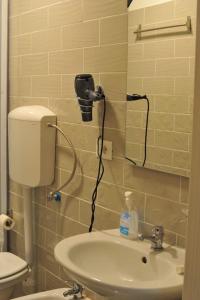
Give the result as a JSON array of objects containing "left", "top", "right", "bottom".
[{"left": 54, "top": 230, "right": 185, "bottom": 300}]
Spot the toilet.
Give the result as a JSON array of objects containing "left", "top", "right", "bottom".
[{"left": 0, "top": 252, "right": 29, "bottom": 300}]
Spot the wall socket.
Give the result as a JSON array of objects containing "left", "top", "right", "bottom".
[{"left": 96, "top": 139, "right": 113, "bottom": 160}]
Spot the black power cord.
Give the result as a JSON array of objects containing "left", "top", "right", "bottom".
[
  {"left": 89, "top": 97, "right": 106, "bottom": 232},
  {"left": 126, "top": 94, "right": 150, "bottom": 167}
]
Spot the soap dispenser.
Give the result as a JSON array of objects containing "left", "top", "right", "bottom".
[{"left": 120, "top": 191, "right": 138, "bottom": 240}]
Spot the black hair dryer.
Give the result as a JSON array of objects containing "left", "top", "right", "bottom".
[{"left": 74, "top": 74, "right": 105, "bottom": 122}]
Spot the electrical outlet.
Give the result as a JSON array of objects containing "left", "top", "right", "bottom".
[{"left": 96, "top": 140, "right": 113, "bottom": 160}]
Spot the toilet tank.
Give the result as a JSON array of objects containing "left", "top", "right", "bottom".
[{"left": 8, "top": 106, "right": 57, "bottom": 187}]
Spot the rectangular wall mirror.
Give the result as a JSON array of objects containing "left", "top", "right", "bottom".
[{"left": 125, "top": 0, "right": 196, "bottom": 177}]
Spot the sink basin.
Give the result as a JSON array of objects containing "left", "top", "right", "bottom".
[{"left": 54, "top": 230, "right": 185, "bottom": 300}]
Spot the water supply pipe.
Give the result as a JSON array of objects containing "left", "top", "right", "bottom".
[{"left": 23, "top": 186, "right": 33, "bottom": 266}]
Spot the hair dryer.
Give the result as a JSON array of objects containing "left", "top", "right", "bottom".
[{"left": 74, "top": 74, "right": 105, "bottom": 122}]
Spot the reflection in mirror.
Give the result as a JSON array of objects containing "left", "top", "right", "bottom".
[{"left": 125, "top": 0, "right": 196, "bottom": 177}]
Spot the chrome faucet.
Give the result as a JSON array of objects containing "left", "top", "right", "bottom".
[
  {"left": 63, "top": 283, "right": 83, "bottom": 298},
  {"left": 138, "top": 226, "right": 164, "bottom": 251}
]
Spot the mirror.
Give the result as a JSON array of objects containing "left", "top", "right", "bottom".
[{"left": 125, "top": 0, "right": 196, "bottom": 177}]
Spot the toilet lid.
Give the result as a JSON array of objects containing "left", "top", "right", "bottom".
[{"left": 0, "top": 252, "right": 28, "bottom": 279}]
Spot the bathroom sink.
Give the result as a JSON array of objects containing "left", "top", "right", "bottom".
[{"left": 54, "top": 230, "right": 185, "bottom": 300}]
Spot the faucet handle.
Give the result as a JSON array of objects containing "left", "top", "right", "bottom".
[{"left": 152, "top": 226, "right": 164, "bottom": 240}]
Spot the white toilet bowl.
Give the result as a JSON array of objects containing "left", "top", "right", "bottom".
[{"left": 0, "top": 252, "right": 29, "bottom": 300}]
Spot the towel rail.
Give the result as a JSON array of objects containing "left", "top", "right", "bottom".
[{"left": 134, "top": 16, "right": 192, "bottom": 40}]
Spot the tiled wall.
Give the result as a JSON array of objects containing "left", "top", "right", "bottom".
[
  {"left": 126, "top": 0, "right": 196, "bottom": 177},
  {"left": 8, "top": 0, "right": 190, "bottom": 297}
]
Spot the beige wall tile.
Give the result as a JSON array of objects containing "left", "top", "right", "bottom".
[
  {"left": 177, "top": 235, "right": 186, "bottom": 248},
  {"left": 124, "top": 164, "right": 181, "bottom": 201},
  {"left": 79, "top": 151, "right": 124, "bottom": 185},
  {"left": 32, "top": 75, "right": 61, "bottom": 97},
  {"left": 154, "top": 95, "right": 189, "bottom": 113},
  {"left": 175, "top": 38, "right": 195, "bottom": 57},
  {"left": 9, "top": 16, "right": 19, "bottom": 36},
  {"left": 33, "top": 188, "right": 47, "bottom": 207},
  {"left": 156, "top": 58, "right": 189, "bottom": 77},
  {"left": 49, "top": 0, "right": 83, "bottom": 27},
  {"left": 145, "top": 195, "right": 187, "bottom": 235},
  {"left": 147, "top": 146, "right": 173, "bottom": 166},
  {"left": 61, "top": 75, "right": 77, "bottom": 98},
  {"left": 60, "top": 171, "right": 96, "bottom": 202},
  {"left": 20, "top": 54, "right": 48, "bottom": 76},
  {"left": 175, "top": 77, "right": 194, "bottom": 96},
  {"left": 128, "top": 44, "right": 144, "bottom": 61},
  {"left": 127, "top": 111, "right": 143, "bottom": 127},
  {"left": 175, "top": 0, "right": 197, "bottom": 17},
  {"left": 49, "top": 99, "right": 81, "bottom": 124},
  {"left": 127, "top": 78, "right": 143, "bottom": 95},
  {"left": 10, "top": 35, "right": 32, "bottom": 56},
  {"left": 45, "top": 271, "right": 65, "bottom": 291},
  {"left": 80, "top": 200, "right": 119, "bottom": 230},
  {"left": 37, "top": 247, "right": 60, "bottom": 276},
  {"left": 63, "top": 20, "right": 99, "bottom": 49},
  {"left": 144, "top": 40, "right": 174, "bottom": 59},
  {"left": 47, "top": 192, "right": 79, "bottom": 221},
  {"left": 31, "top": 0, "right": 59, "bottom": 9},
  {"left": 35, "top": 205, "right": 57, "bottom": 232},
  {"left": 9, "top": 192, "right": 23, "bottom": 213},
  {"left": 145, "top": 2, "right": 175, "bottom": 24},
  {"left": 32, "top": 28, "right": 62, "bottom": 53},
  {"left": 155, "top": 131, "right": 189, "bottom": 151},
  {"left": 128, "top": 60, "right": 156, "bottom": 77},
  {"left": 19, "top": 8, "right": 48, "bottom": 34},
  {"left": 35, "top": 266, "right": 46, "bottom": 292},
  {"left": 10, "top": 0, "right": 31, "bottom": 16},
  {"left": 36, "top": 225, "right": 46, "bottom": 248},
  {"left": 190, "top": 57, "right": 195, "bottom": 76},
  {"left": 175, "top": 114, "right": 193, "bottom": 133},
  {"left": 9, "top": 57, "right": 20, "bottom": 77},
  {"left": 100, "top": 73, "right": 127, "bottom": 101},
  {"left": 143, "top": 77, "right": 174, "bottom": 95},
  {"left": 126, "top": 127, "right": 155, "bottom": 145},
  {"left": 146, "top": 112, "right": 174, "bottom": 131},
  {"left": 105, "top": 101, "right": 126, "bottom": 130},
  {"left": 83, "top": 0, "right": 126, "bottom": 20},
  {"left": 56, "top": 215, "right": 87, "bottom": 237},
  {"left": 9, "top": 179, "right": 23, "bottom": 196},
  {"left": 128, "top": 9, "right": 145, "bottom": 27},
  {"left": 84, "top": 44, "right": 127, "bottom": 73},
  {"left": 49, "top": 49, "right": 83, "bottom": 74},
  {"left": 9, "top": 231, "right": 25, "bottom": 258},
  {"left": 21, "top": 97, "right": 49, "bottom": 108},
  {"left": 100, "top": 14, "right": 128, "bottom": 45},
  {"left": 57, "top": 123, "right": 85, "bottom": 150},
  {"left": 126, "top": 142, "right": 142, "bottom": 161},
  {"left": 173, "top": 151, "right": 191, "bottom": 169},
  {"left": 9, "top": 77, "right": 31, "bottom": 97},
  {"left": 180, "top": 177, "right": 190, "bottom": 203}
]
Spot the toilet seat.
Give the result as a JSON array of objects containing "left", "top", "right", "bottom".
[{"left": 0, "top": 252, "right": 28, "bottom": 280}]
